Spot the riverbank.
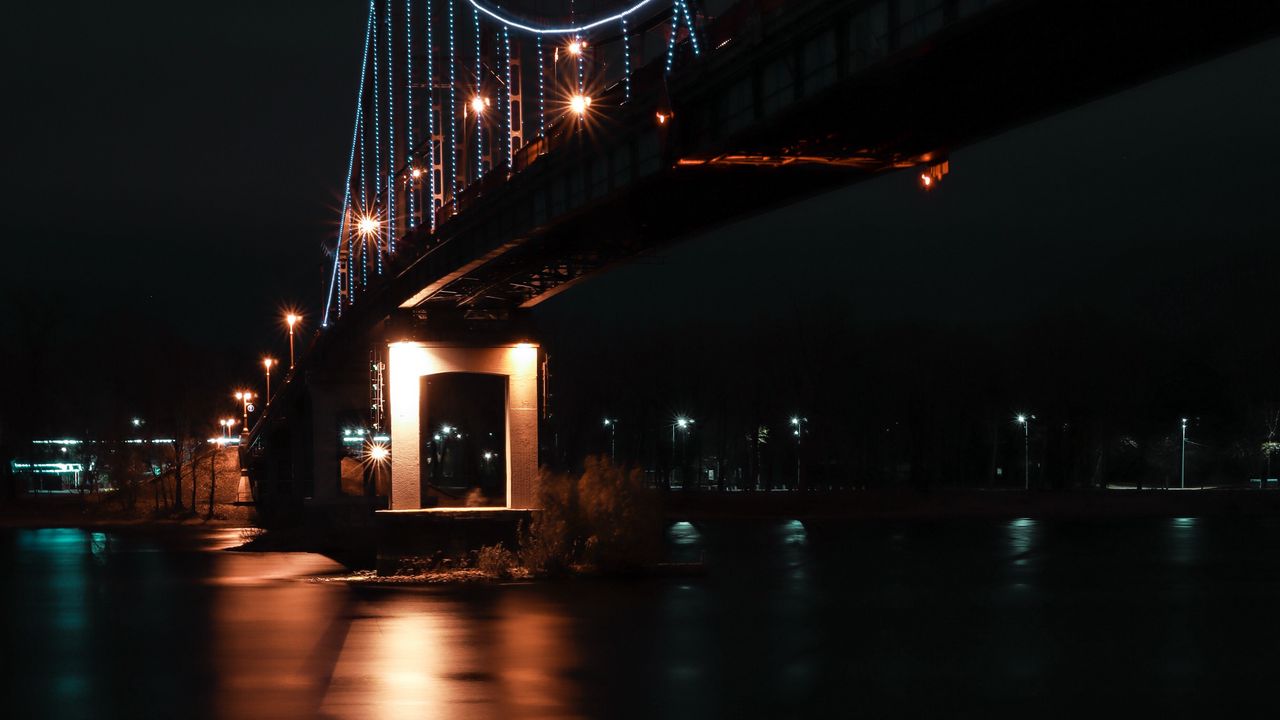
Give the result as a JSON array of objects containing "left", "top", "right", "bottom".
[
  {"left": 663, "top": 487, "right": 1280, "bottom": 521},
  {"left": 0, "top": 493, "right": 253, "bottom": 529}
]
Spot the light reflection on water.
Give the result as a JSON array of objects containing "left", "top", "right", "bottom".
[{"left": 4, "top": 517, "right": 1280, "bottom": 717}]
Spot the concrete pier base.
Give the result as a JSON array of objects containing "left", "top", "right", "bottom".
[{"left": 375, "top": 508, "right": 532, "bottom": 574}]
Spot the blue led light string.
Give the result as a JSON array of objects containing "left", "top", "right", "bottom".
[
  {"left": 404, "top": 0, "right": 415, "bottom": 234},
  {"left": 355, "top": 113, "right": 366, "bottom": 299},
  {"left": 536, "top": 34, "right": 545, "bottom": 137},
  {"left": 327, "top": 1, "right": 377, "bottom": 325},
  {"left": 677, "top": 0, "right": 700, "bottom": 56},
  {"left": 448, "top": 0, "right": 460, "bottom": 200},
  {"left": 426, "top": 0, "right": 437, "bottom": 232},
  {"left": 473, "top": 3, "right": 483, "bottom": 182},
  {"left": 468, "top": 0, "right": 660, "bottom": 35},
  {"left": 386, "top": 0, "right": 397, "bottom": 255},
  {"left": 372, "top": 8, "right": 382, "bottom": 200},
  {"left": 577, "top": 34, "right": 585, "bottom": 92},
  {"left": 503, "top": 25, "right": 512, "bottom": 169},
  {"left": 372, "top": 11, "right": 385, "bottom": 278},
  {"left": 664, "top": 1, "right": 680, "bottom": 74},
  {"left": 622, "top": 17, "right": 631, "bottom": 102},
  {"left": 358, "top": 121, "right": 369, "bottom": 214}
]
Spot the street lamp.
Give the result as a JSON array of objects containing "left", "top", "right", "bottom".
[
  {"left": 1016, "top": 414, "right": 1035, "bottom": 490},
  {"left": 263, "top": 358, "right": 276, "bottom": 404},
  {"left": 603, "top": 418, "right": 617, "bottom": 460},
  {"left": 569, "top": 93, "right": 592, "bottom": 117},
  {"left": 790, "top": 416, "right": 807, "bottom": 489},
  {"left": 285, "top": 313, "right": 300, "bottom": 369},
  {"left": 234, "top": 391, "right": 255, "bottom": 428},
  {"left": 672, "top": 416, "right": 693, "bottom": 487},
  {"left": 1180, "top": 418, "right": 1188, "bottom": 489}
]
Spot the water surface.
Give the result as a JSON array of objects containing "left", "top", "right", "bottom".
[{"left": 3, "top": 518, "right": 1279, "bottom": 718}]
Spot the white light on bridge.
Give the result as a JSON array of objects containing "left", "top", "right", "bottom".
[
  {"left": 357, "top": 214, "right": 379, "bottom": 236},
  {"left": 569, "top": 94, "right": 592, "bottom": 116}
]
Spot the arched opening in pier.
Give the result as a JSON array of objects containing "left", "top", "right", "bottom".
[{"left": 419, "top": 372, "right": 508, "bottom": 508}]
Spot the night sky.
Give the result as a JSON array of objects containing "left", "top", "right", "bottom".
[{"left": 4, "top": 1, "right": 1280, "bottom": 431}]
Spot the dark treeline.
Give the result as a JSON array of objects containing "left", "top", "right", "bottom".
[
  {"left": 540, "top": 249, "right": 1280, "bottom": 491},
  {"left": 0, "top": 290, "right": 257, "bottom": 503}
]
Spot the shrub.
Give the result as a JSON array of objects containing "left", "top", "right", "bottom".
[
  {"left": 476, "top": 544, "right": 517, "bottom": 579},
  {"left": 519, "top": 456, "right": 662, "bottom": 574},
  {"left": 577, "top": 456, "right": 663, "bottom": 571},
  {"left": 518, "top": 466, "right": 578, "bottom": 575}
]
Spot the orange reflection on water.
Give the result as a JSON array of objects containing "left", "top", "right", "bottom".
[{"left": 317, "top": 592, "right": 581, "bottom": 719}]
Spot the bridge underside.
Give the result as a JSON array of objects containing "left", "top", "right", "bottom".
[
  {"left": 246, "top": 0, "right": 1280, "bottom": 516},
  {"left": 389, "top": 0, "right": 1280, "bottom": 322}
]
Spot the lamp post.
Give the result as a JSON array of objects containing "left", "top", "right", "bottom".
[
  {"left": 603, "top": 418, "right": 617, "bottom": 460},
  {"left": 234, "top": 391, "right": 255, "bottom": 429},
  {"left": 790, "top": 416, "right": 807, "bottom": 490},
  {"left": 285, "top": 314, "right": 299, "bottom": 369},
  {"left": 263, "top": 358, "right": 276, "bottom": 404},
  {"left": 673, "top": 417, "right": 693, "bottom": 487},
  {"left": 1017, "top": 414, "right": 1035, "bottom": 490},
  {"left": 1180, "top": 418, "right": 1188, "bottom": 490}
]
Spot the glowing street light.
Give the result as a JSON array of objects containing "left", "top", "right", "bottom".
[
  {"left": 671, "top": 416, "right": 694, "bottom": 486},
  {"left": 790, "top": 416, "right": 807, "bottom": 488},
  {"left": 131, "top": 418, "right": 143, "bottom": 428},
  {"left": 263, "top": 358, "right": 277, "bottom": 404},
  {"left": 603, "top": 417, "right": 617, "bottom": 460},
  {"left": 285, "top": 313, "right": 300, "bottom": 369},
  {"left": 1016, "top": 414, "right": 1035, "bottom": 490},
  {"left": 470, "top": 96, "right": 487, "bottom": 116},
  {"left": 567, "top": 39, "right": 585, "bottom": 56},
  {"left": 234, "top": 391, "right": 256, "bottom": 428},
  {"left": 367, "top": 442, "right": 390, "bottom": 463},
  {"left": 357, "top": 214, "right": 379, "bottom": 236},
  {"left": 919, "top": 161, "right": 948, "bottom": 191},
  {"left": 569, "top": 93, "right": 592, "bottom": 117},
  {"left": 1180, "top": 418, "right": 1188, "bottom": 489}
]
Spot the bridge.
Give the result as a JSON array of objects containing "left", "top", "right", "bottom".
[{"left": 244, "top": 0, "right": 1280, "bottom": 518}]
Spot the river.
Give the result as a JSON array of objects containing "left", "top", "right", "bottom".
[{"left": 3, "top": 517, "right": 1279, "bottom": 717}]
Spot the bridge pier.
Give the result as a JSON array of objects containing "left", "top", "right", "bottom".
[
  {"left": 386, "top": 341, "right": 540, "bottom": 510},
  {"left": 307, "top": 382, "right": 346, "bottom": 502}
]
